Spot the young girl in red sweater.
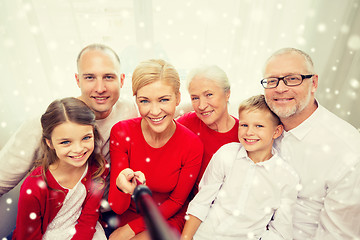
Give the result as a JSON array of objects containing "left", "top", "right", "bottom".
[{"left": 13, "top": 97, "right": 108, "bottom": 240}]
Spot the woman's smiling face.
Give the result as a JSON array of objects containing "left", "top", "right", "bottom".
[
  {"left": 136, "top": 80, "right": 180, "bottom": 134},
  {"left": 189, "top": 77, "right": 230, "bottom": 130}
]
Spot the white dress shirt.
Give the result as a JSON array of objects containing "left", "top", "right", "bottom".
[
  {"left": 275, "top": 103, "right": 360, "bottom": 239},
  {"left": 187, "top": 142, "right": 299, "bottom": 240}
]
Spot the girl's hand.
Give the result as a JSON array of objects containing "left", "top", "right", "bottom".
[
  {"left": 109, "top": 224, "right": 135, "bottom": 240},
  {"left": 116, "top": 168, "right": 146, "bottom": 194}
]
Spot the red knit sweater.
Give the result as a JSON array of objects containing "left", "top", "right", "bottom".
[
  {"left": 13, "top": 164, "right": 107, "bottom": 240},
  {"left": 177, "top": 112, "right": 239, "bottom": 191},
  {"left": 109, "top": 118, "right": 203, "bottom": 234}
]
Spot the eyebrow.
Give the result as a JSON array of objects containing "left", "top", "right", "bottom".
[
  {"left": 54, "top": 132, "right": 93, "bottom": 141},
  {"left": 82, "top": 73, "right": 117, "bottom": 76},
  {"left": 190, "top": 90, "right": 212, "bottom": 96},
  {"left": 137, "top": 95, "right": 172, "bottom": 99},
  {"left": 266, "top": 72, "right": 300, "bottom": 77},
  {"left": 55, "top": 137, "right": 71, "bottom": 142}
]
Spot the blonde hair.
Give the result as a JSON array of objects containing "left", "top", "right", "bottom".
[
  {"left": 238, "top": 94, "right": 281, "bottom": 125},
  {"left": 132, "top": 59, "right": 180, "bottom": 96}
]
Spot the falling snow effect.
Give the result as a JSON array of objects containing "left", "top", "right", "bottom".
[
  {"left": 1, "top": 0, "right": 360, "bottom": 238},
  {"left": 29, "top": 212, "right": 37, "bottom": 220}
]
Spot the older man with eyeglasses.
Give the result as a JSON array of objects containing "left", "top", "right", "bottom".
[{"left": 261, "top": 48, "right": 360, "bottom": 239}]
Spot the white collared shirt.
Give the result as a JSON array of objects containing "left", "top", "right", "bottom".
[
  {"left": 187, "top": 142, "right": 299, "bottom": 240},
  {"left": 275, "top": 103, "right": 360, "bottom": 239}
]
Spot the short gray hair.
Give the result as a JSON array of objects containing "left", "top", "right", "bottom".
[
  {"left": 187, "top": 65, "right": 230, "bottom": 92},
  {"left": 264, "top": 48, "right": 315, "bottom": 74}
]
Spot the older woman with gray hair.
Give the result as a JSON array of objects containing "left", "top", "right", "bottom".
[{"left": 177, "top": 65, "right": 239, "bottom": 193}]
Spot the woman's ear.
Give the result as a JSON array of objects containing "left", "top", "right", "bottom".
[
  {"left": 273, "top": 124, "right": 284, "bottom": 140},
  {"left": 226, "top": 90, "right": 231, "bottom": 102},
  {"left": 45, "top": 138, "right": 54, "bottom": 149},
  {"left": 176, "top": 92, "right": 181, "bottom": 106}
]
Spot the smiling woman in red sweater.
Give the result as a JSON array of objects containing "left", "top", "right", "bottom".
[{"left": 108, "top": 59, "right": 203, "bottom": 240}]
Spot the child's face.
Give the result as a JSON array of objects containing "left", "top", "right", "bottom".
[
  {"left": 46, "top": 121, "right": 94, "bottom": 168},
  {"left": 238, "top": 109, "right": 283, "bottom": 161}
]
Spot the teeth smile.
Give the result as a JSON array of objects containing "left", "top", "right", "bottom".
[
  {"left": 245, "top": 139, "right": 258, "bottom": 142},
  {"left": 151, "top": 116, "right": 165, "bottom": 122},
  {"left": 201, "top": 111, "right": 212, "bottom": 116},
  {"left": 71, "top": 153, "right": 86, "bottom": 159},
  {"left": 93, "top": 97, "right": 108, "bottom": 100}
]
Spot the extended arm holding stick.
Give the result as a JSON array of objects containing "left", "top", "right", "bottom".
[{"left": 132, "top": 184, "right": 180, "bottom": 240}]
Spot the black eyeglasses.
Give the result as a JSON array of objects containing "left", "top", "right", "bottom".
[{"left": 260, "top": 74, "right": 314, "bottom": 89}]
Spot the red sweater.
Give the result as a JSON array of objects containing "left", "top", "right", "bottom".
[
  {"left": 109, "top": 118, "right": 203, "bottom": 234},
  {"left": 13, "top": 164, "right": 107, "bottom": 240},
  {"left": 176, "top": 112, "right": 239, "bottom": 190}
]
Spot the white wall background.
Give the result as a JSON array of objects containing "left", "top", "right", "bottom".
[{"left": 1, "top": 0, "right": 360, "bottom": 237}]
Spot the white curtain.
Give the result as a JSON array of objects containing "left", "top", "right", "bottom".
[{"left": 0, "top": 0, "right": 359, "bottom": 237}]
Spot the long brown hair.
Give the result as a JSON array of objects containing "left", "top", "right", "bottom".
[{"left": 37, "top": 97, "right": 106, "bottom": 188}]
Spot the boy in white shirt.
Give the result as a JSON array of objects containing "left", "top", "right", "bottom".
[{"left": 181, "top": 94, "right": 299, "bottom": 240}]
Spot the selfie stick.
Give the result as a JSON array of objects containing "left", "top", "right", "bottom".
[{"left": 132, "top": 184, "right": 179, "bottom": 240}]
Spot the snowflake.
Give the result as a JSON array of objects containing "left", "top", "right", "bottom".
[
  {"left": 29, "top": 212, "right": 37, "bottom": 220},
  {"left": 348, "top": 34, "right": 360, "bottom": 50},
  {"left": 145, "top": 157, "right": 151, "bottom": 163},
  {"left": 232, "top": 209, "right": 240, "bottom": 216},
  {"left": 247, "top": 231, "right": 255, "bottom": 239},
  {"left": 30, "top": 26, "right": 39, "bottom": 34},
  {"left": 321, "top": 144, "right": 331, "bottom": 152},
  {"left": 341, "top": 24, "right": 350, "bottom": 34},
  {"left": 263, "top": 207, "right": 271, "bottom": 214},
  {"left": 37, "top": 180, "right": 46, "bottom": 189},
  {"left": 26, "top": 189, "right": 32, "bottom": 195},
  {"left": 100, "top": 199, "right": 110, "bottom": 209},
  {"left": 350, "top": 78, "right": 359, "bottom": 89},
  {"left": 6, "top": 198, "right": 12, "bottom": 204},
  {"left": 317, "top": 23, "right": 327, "bottom": 32},
  {"left": 107, "top": 215, "right": 120, "bottom": 228}
]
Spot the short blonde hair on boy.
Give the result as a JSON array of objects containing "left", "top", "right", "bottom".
[
  {"left": 238, "top": 94, "right": 281, "bottom": 125},
  {"left": 132, "top": 59, "right": 180, "bottom": 96}
]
